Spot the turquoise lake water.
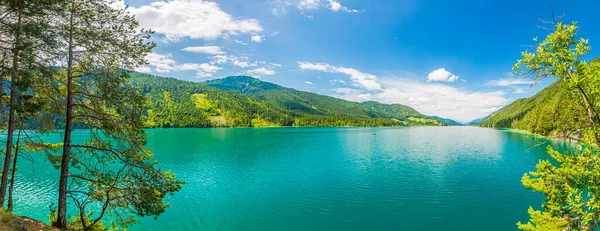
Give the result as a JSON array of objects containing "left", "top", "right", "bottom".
[{"left": 12, "top": 127, "right": 560, "bottom": 230}]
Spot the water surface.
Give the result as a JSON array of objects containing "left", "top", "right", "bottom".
[{"left": 13, "top": 127, "right": 559, "bottom": 230}]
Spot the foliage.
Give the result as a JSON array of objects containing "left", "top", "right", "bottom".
[{"left": 510, "top": 22, "right": 600, "bottom": 230}]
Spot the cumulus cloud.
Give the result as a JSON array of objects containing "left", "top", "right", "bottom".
[
  {"left": 298, "top": 0, "right": 321, "bottom": 9},
  {"left": 251, "top": 35, "right": 264, "bottom": 43},
  {"left": 272, "top": 0, "right": 358, "bottom": 14},
  {"left": 427, "top": 68, "right": 460, "bottom": 82},
  {"left": 235, "top": 40, "right": 248, "bottom": 46},
  {"left": 127, "top": 0, "right": 262, "bottom": 41},
  {"left": 247, "top": 67, "right": 276, "bottom": 77},
  {"left": 194, "top": 63, "right": 223, "bottom": 77},
  {"left": 488, "top": 78, "right": 535, "bottom": 86},
  {"left": 332, "top": 88, "right": 373, "bottom": 102},
  {"left": 138, "top": 52, "right": 222, "bottom": 77},
  {"left": 181, "top": 46, "right": 225, "bottom": 55},
  {"left": 135, "top": 66, "right": 152, "bottom": 73},
  {"left": 175, "top": 63, "right": 222, "bottom": 77},
  {"left": 305, "top": 81, "right": 314, "bottom": 85},
  {"left": 144, "top": 53, "right": 177, "bottom": 73},
  {"left": 210, "top": 55, "right": 266, "bottom": 68},
  {"left": 298, "top": 62, "right": 382, "bottom": 90},
  {"left": 374, "top": 79, "right": 508, "bottom": 122},
  {"left": 482, "top": 106, "right": 503, "bottom": 114},
  {"left": 328, "top": 0, "right": 342, "bottom": 11},
  {"left": 330, "top": 79, "right": 346, "bottom": 84},
  {"left": 299, "top": 61, "right": 509, "bottom": 122}
]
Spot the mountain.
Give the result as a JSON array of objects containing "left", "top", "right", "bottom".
[
  {"left": 129, "top": 73, "right": 452, "bottom": 128},
  {"left": 431, "top": 116, "right": 463, "bottom": 126},
  {"left": 205, "top": 76, "right": 449, "bottom": 124},
  {"left": 466, "top": 116, "right": 489, "bottom": 126},
  {"left": 478, "top": 57, "right": 600, "bottom": 136},
  {"left": 204, "top": 76, "right": 424, "bottom": 119},
  {"left": 478, "top": 81, "right": 584, "bottom": 136}
]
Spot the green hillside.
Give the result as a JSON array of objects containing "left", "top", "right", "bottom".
[
  {"left": 431, "top": 116, "right": 463, "bottom": 126},
  {"left": 479, "top": 81, "right": 585, "bottom": 136},
  {"left": 479, "top": 57, "right": 600, "bottom": 136},
  {"left": 130, "top": 73, "right": 451, "bottom": 128},
  {"left": 205, "top": 76, "right": 451, "bottom": 124}
]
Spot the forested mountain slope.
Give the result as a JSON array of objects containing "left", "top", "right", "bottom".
[
  {"left": 205, "top": 76, "right": 422, "bottom": 119},
  {"left": 129, "top": 73, "right": 452, "bottom": 127},
  {"left": 479, "top": 57, "right": 600, "bottom": 136},
  {"left": 479, "top": 81, "right": 585, "bottom": 136},
  {"left": 205, "top": 76, "right": 455, "bottom": 122}
]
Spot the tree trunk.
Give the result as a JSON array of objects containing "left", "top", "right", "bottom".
[
  {"left": 0, "top": 7, "right": 22, "bottom": 208},
  {"left": 0, "top": 51, "right": 7, "bottom": 109},
  {"left": 8, "top": 129, "right": 21, "bottom": 212},
  {"left": 55, "top": 1, "right": 75, "bottom": 228},
  {"left": 575, "top": 86, "right": 600, "bottom": 146}
]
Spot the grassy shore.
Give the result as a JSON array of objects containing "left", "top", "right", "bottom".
[{"left": 0, "top": 211, "right": 60, "bottom": 231}]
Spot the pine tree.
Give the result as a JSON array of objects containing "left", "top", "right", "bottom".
[{"left": 51, "top": 0, "right": 183, "bottom": 229}]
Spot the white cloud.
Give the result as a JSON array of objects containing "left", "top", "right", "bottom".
[
  {"left": 298, "top": 62, "right": 382, "bottom": 90},
  {"left": 235, "top": 40, "right": 248, "bottom": 45},
  {"left": 332, "top": 88, "right": 372, "bottom": 102},
  {"left": 488, "top": 78, "right": 535, "bottom": 86},
  {"left": 145, "top": 52, "right": 176, "bottom": 73},
  {"left": 139, "top": 52, "right": 222, "bottom": 77},
  {"left": 326, "top": 0, "right": 356, "bottom": 12},
  {"left": 110, "top": 0, "right": 126, "bottom": 10},
  {"left": 181, "top": 46, "right": 225, "bottom": 55},
  {"left": 251, "top": 35, "right": 264, "bottom": 43},
  {"left": 210, "top": 55, "right": 265, "bottom": 68},
  {"left": 513, "top": 88, "right": 528, "bottom": 94},
  {"left": 427, "top": 68, "right": 460, "bottom": 82},
  {"left": 299, "top": 61, "right": 509, "bottom": 122},
  {"left": 328, "top": 0, "right": 342, "bottom": 11},
  {"left": 272, "top": 0, "right": 358, "bottom": 14},
  {"left": 305, "top": 81, "right": 314, "bottom": 85},
  {"left": 176, "top": 63, "right": 203, "bottom": 71},
  {"left": 135, "top": 66, "right": 152, "bottom": 73},
  {"left": 298, "top": 0, "right": 320, "bottom": 9},
  {"left": 247, "top": 67, "right": 276, "bottom": 77},
  {"left": 128, "top": 0, "right": 262, "bottom": 41},
  {"left": 482, "top": 106, "right": 502, "bottom": 114},
  {"left": 374, "top": 79, "right": 509, "bottom": 122},
  {"left": 270, "top": 63, "right": 282, "bottom": 67},
  {"left": 194, "top": 63, "right": 222, "bottom": 78},
  {"left": 174, "top": 63, "right": 222, "bottom": 77}
]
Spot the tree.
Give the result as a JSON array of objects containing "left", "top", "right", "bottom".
[
  {"left": 513, "top": 21, "right": 600, "bottom": 230},
  {"left": 0, "top": 0, "right": 61, "bottom": 208},
  {"left": 51, "top": 0, "right": 183, "bottom": 229}
]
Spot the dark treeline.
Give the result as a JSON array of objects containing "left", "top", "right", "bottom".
[{"left": 0, "top": 0, "right": 183, "bottom": 230}]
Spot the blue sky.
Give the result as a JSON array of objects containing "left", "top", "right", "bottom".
[{"left": 116, "top": 0, "right": 600, "bottom": 122}]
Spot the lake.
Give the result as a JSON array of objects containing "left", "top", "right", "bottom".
[{"left": 13, "top": 126, "right": 558, "bottom": 230}]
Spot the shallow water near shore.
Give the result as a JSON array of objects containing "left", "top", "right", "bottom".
[{"left": 12, "top": 126, "right": 565, "bottom": 230}]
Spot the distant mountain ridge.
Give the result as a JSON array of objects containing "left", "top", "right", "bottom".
[
  {"left": 129, "top": 73, "right": 457, "bottom": 128},
  {"left": 205, "top": 76, "right": 457, "bottom": 124}
]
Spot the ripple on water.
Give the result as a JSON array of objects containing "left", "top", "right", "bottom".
[{"left": 14, "top": 127, "right": 548, "bottom": 231}]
